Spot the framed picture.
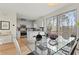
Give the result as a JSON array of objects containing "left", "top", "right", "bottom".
[{"left": 0, "top": 21, "right": 10, "bottom": 30}]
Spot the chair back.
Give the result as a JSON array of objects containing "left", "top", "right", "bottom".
[
  {"left": 36, "top": 34, "right": 42, "bottom": 41},
  {"left": 69, "top": 39, "right": 78, "bottom": 55}
]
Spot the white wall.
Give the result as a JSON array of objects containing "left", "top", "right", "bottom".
[{"left": 0, "top": 9, "right": 17, "bottom": 43}]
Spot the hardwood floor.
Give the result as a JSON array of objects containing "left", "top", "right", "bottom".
[
  {"left": 0, "top": 42, "right": 16, "bottom": 55},
  {"left": 0, "top": 37, "right": 31, "bottom": 55},
  {"left": 18, "top": 37, "right": 32, "bottom": 55}
]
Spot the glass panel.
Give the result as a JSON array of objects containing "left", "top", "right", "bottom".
[
  {"left": 46, "top": 16, "right": 57, "bottom": 33},
  {"left": 46, "top": 17, "right": 53, "bottom": 32},
  {"left": 58, "top": 10, "right": 76, "bottom": 39},
  {"left": 51, "top": 16, "right": 57, "bottom": 32}
]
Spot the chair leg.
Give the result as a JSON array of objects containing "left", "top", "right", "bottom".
[{"left": 35, "top": 41, "right": 37, "bottom": 51}]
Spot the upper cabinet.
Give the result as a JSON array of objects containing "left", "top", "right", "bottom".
[{"left": 33, "top": 18, "right": 44, "bottom": 30}]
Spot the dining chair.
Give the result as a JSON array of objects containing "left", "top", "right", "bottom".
[
  {"left": 54, "top": 38, "right": 78, "bottom": 55},
  {"left": 34, "top": 33, "right": 48, "bottom": 55},
  {"left": 60, "top": 35, "right": 77, "bottom": 54}
]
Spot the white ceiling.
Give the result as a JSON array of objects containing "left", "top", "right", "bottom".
[{"left": 0, "top": 3, "right": 69, "bottom": 20}]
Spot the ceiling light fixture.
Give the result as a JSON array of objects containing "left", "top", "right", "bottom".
[{"left": 48, "top": 3, "right": 57, "bottom": 8}]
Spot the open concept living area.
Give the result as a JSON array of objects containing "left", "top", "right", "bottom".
[{"left": 0, "top": 3, "right": 79, "bottom": 55}]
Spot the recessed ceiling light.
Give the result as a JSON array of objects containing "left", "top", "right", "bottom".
[{"left": 48, "top": 3, "right": 57, "bottom": 8}]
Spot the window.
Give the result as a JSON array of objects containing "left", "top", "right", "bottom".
[
  {"left": 58, "top": 9, "right": 77, "bottom": 39},
  {"left": 46, "top": 16, "right": 57, "bottom": 32},
  {"left": 46, "top": 9, "right": 77, "bottom": 38}
]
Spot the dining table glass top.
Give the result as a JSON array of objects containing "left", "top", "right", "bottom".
[{"left": 47, "top": 36, "right": 75, "bottom": 54}]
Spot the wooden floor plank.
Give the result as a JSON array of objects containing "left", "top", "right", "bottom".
[{"left": 0, "top": 37, "right": 31, "bottom": 55}]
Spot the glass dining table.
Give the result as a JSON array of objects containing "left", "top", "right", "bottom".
[{"left": 47, "top": 36, "right": 75, "bottom": 55}]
